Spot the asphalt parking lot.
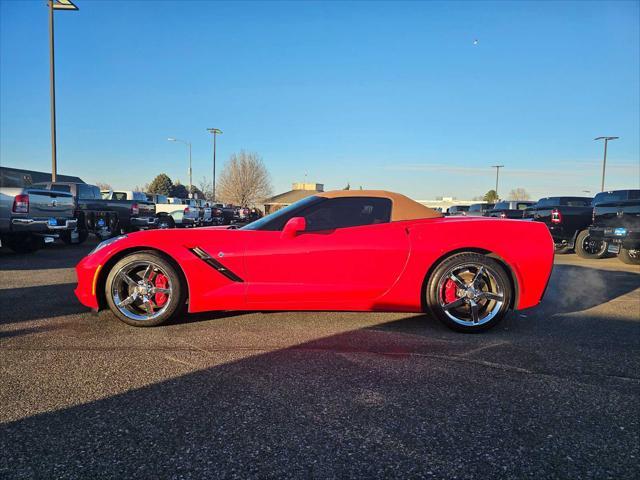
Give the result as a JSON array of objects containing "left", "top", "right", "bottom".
[{"left": 1, "top": 239, "right": 638, "bottom": 479}]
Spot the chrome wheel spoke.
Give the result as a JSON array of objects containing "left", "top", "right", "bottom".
[
  {"left": 141, "top": 295, "right": 155, "bottom": 315},
  {"left": 472, "top": 266, "right": 486, "bottom": 288},
  {"left": 481, "top": 291, "right": 503, "bottom": 301},
  {"left": 150, "top": 287, "right": 171, "bottom": 295},
  {"left": 141, "top": 265, "right": 153, "bottom": 282},
  {"left": 443, "top": 297, "right": 466, "bottom": 311},
  {"left": 121, "top": 273, "right": 138, "bottom": 288},
  {"left": 449, "top": 273, "right": 467, "bottom": 289},
  {"left": 117, "top": 292, "right": 138, "bottom": 307},
  {"left": 469, "top": 299, "right": 480, "bottom": 323}
]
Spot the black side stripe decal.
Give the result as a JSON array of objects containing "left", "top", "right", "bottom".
[{"left": 189, "top": 247, "right": 244, "bottom": 283}]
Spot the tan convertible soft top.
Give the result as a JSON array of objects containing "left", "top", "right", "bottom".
[{"left": 317, "top": 190, "right": 443, "bottom": 222}]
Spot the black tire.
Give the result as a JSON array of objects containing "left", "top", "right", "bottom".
[
  {"left": 60, "top": 229, "right": 89, "bottom": 245},
  {"left": 157, "top": 216, "right": 175, "bottom": 229},
  {"left": 104, "top": 251, "right": 186, "bottom": 327},
  {"left": 575, "top": 229, "right": 607, "bottom": 259},
  {"left": 6, "top": 235, "right": 43, "bottom": 254},
  {"left": 425, "top": 253, "right": 512, "bottom": 333},
  {"left": 618, "top": 247, "right": 640, "bottom": 265}
]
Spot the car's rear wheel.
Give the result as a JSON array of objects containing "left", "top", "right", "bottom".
[
  {"left": 426, "top": 253, "right": 512, "bottom": 333},
  {"left": 105, "top": 251, "right": 185, "bottom": 327},
  {"left": 575, "top": 229, "right": 607, "bottom": 259},
  {"left": 618, "top": 247, "right": 640, "bottom": 265}
]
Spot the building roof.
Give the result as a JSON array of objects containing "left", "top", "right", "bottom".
[
  {"left": 318, "top": 190, "right": 443, "bottom": 221},
  {"left": 263, "top": 188, "right": 320, "bottom": 205}
]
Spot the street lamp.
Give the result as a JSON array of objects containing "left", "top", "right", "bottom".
[
  {"left": 491, "top": 165, "right": 504, "bottom": 199},
  {"left": 47, "top": 0, "right": 79, "bottom": 182},
  {"left": 594, "top": 136, "right": 619, "bottom": 192},
  {"left": 207, "top": 128, "right": 223, "bottom": 202},
  {"left": 167, "top": 137, "right": 192, "bottom": 197}
]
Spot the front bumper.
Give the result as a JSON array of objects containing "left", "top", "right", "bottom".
[{"left": 11, "top": 217, "right": 78, "bottom": 233}]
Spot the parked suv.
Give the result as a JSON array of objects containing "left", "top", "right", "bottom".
[
  {"left": 447, "top": 205, "right": 470, "bottom": 216},
  {"left": 589, "top": 189, "right": 640, "bottom": 265},
  {"left": 523, "top": 196, "right": 603, "bottom": 257},
  {"left": 486, "top": 200, "right": 536, "bottom": 219}
]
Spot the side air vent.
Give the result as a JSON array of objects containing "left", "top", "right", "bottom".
[{"left": 189, "top": 247, "right": 244, "bottom": 282}]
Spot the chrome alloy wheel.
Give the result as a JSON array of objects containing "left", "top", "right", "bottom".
[
  {"left": 111, "top": 260, "right": 173, "bottom": 322},
  {"left": 436, "top": 263, "right": 505, "bottom": 327}
]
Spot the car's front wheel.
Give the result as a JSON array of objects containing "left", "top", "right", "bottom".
[
  {"left": 105, "top": 251, "right": 185, "bottom": 326},
  {"left": 425, "top": 253, "right": 512, "bottom": 333}
]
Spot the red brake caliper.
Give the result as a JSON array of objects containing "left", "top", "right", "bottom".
[
  {"left": 442, "top": 278, "right": 458, "bottom": 304},
  {"left": 154, "top": 274, "right": 168, "bottom": 306}
]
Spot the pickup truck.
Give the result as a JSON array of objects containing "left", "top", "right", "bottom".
[
  {"left": 146, "top": 194, "right": 199, "bottom": 228},
  {"left": 589, "top": 189, "right": 640, "bottom": 265},
  {"left": 485, "top": 200, "right": 536, "bottom": 219},
  {"left": 195, "top": 199, "right": 212, "bottom": 226},
  {"left": 522, "top": 196, "right": 604, "bottom": 257},
  {"left": 0, "top": 185, "right": 77, "bottom": 253},
  {"left": 95, "top": 190, "right": 158, "bottom": 234},
  {"left": 446, "top": 205, "right": 470, "bottom": 216},
  {"left": 32, "top": 182, "right": 119, "bottom": 243}
]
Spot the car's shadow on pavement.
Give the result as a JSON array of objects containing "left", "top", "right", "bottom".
[{"left": 0, "top": 241, "right": 96, "bottom": 271}]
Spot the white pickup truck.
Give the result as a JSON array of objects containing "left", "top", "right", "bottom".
[{"left": 145, "top": 194, "right": 200, "bottom": 228}]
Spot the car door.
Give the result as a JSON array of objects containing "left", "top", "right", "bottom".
[{"left": 244, "top": 197, "right": 410, "bottom": 309}]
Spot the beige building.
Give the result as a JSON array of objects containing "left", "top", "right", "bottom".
[{"left": 263, "top": 182, "right": 324, "bottom": 215}]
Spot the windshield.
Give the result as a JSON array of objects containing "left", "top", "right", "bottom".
[{"left": 241, "top": 195, "right": 322, "bottom": 230}]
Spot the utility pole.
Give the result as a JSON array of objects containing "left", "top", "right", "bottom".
[
  {"left": 207, "top": 128, "right": 222, "bottom": 201},
  {"left": 491, "top": 165, "right": 504, "bottom": 199},
  {"left": 47, "top": 0, "right": 78, "bottom": 182},
  {"left": 594, "top": 136, "right": 619, "bottom": 192}
]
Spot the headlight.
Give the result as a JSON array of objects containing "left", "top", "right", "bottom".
[{"left": 89, "top": 235, "right": 127, "bottom": 255}]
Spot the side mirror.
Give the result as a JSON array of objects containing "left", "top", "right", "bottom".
[{"left": 281, "top": 217, "right": 306, "bottom": 238}]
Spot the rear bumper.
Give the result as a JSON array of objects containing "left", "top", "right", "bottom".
[
  {"left": 11, "top": 217, "right": 77, "bottom": 233},
  {"left": 590, "top": 226, "right": 639, "bottom": 249},
  {"left": 130, "top": 216, "right": 159, "bottom": 229}
]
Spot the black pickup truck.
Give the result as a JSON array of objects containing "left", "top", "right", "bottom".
[
  {"left": 31, "top": 182, "right": 157, "bottom": 243},
  {"left": 485, "top": 200, "right": 536, "bottom": 219},
  {"left": 589, "top": 189, "right": 640, "bottom": 265},
  {"left": 523, "top": 196, "right": 606, "bottom": 257}
]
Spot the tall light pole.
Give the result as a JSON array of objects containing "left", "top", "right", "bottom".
[
  {"left": 168, "top": 138, "right": 192, "bottom": 197},
  {"left": 207, "top": 128, "right": 222, "bottom": 201},
  {"left": 492, "top": 165, "right": 504, "bottom": 199},
  {"left": 47, "top": 0, "right": 78, "bottom": 182},
  {"left": 594, "top": 136, "right": 619, "bottom": 192}
]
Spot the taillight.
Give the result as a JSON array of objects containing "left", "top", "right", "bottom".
[
  {"left": 499, "top": 212, "right": 506, "bottom": 219},
  {"left": 551, "top": 209, "right": 562, "bottom": 224},
  {"left": 131, "top": 203, "right": 139, "bottom": 215},
  {"left": 13, "top": 194, "right": 29, "bottom": 213},
  {"left": 184, "top": 207, "right": 190, "bottom": 214}
]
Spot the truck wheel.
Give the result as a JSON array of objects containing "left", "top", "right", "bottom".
[
  {"left": 61, "top": 229, "right": 89, "bottom": 245},
  {"left": 618, "top": 247, "right": 640, "bottom": 265},
  {"left": 425, "top": 253, "right": 512, "bottom": 333},
  {"left": 157, "top": 216, "right": 175, "bottom": 229},
  {"left": 105, "top": 251, "right": 186, "bottom": 327},
  {"left": 575, "top": 230, "right": 607, "bottom": 259},
  {"left": 6, "top": 235, "right": 43, "bottom": 254}
]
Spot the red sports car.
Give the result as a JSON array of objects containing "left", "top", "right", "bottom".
[{"left": 75, "top": 191, "right": 554, "bottom": 332}]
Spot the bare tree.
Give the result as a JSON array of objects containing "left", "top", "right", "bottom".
[
  {"left": 95, "top": 181, "right": 112, "bottom": 191},
  {"left": 508, "top": 188, "right": 531, "bottom": 200},
  {"left": 217, "top": 151, "right": 272, "bottom": 206},
  {"left": 198, "top": 176, "right": 212, "bottom": 201}
]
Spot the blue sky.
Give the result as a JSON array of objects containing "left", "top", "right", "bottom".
[{"left": 1, "top": 0, "right": 639, "bottom": 200}]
